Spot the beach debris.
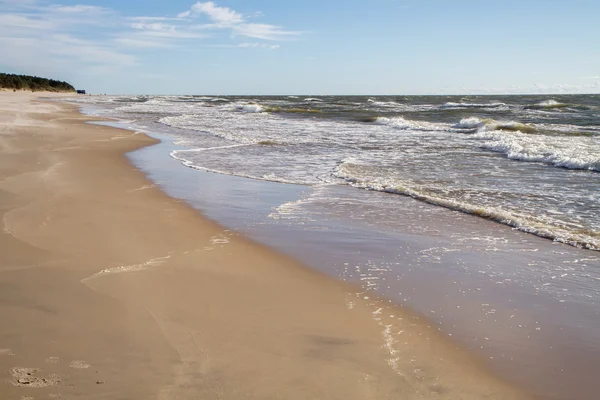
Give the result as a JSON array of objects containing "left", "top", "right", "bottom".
[
  {"left": 69, "top": 360, "right": 90, "bottom": 369},
  {"left": 10, "top": 367, "right": 60, "bottom": 387}
]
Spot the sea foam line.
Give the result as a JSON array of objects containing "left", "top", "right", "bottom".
[
  {"left": 334, "top": 163, "right": 600, "bottom": 251},
  {"left": 170, "top": 149, "right": 306, "bottom": 185},
  {"left": 82, "top": 255, "right": 171, "bottom": 282}
]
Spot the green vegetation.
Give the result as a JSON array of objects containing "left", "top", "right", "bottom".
[{"left": 0, "top": 73, "right": 75, "bottom": 92}]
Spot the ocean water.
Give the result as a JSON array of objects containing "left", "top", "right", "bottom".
[
  {"left": 71, "top": 95, "right": 600, "bottom": 399},
  {"left": 72, "top": 94, "right": 600, "bottom": 251}
]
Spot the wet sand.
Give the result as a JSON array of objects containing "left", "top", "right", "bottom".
[{"left": 0, "top": 92, "right": 528, "bottom": 399}]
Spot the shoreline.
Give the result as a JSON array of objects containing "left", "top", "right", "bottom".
[
  {"left": 65, "top": 93, "right": 600, "bottom": 400},
  {"left": 0, "top": 92, "right": 529, "bottom": 399},
  {"left": 110, "top": 98, "right": 600, "bottom": 400}
]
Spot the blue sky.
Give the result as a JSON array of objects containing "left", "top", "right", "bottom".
[{"left": 1, "top": 0, "right": 599, "bottom": 94}]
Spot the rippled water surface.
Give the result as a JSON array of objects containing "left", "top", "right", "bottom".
[{"left": 72, "top": 94, "right": 600, "bottom": 250}]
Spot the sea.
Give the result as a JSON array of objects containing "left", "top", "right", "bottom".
[{"left": 67, "top": 94, "right": 600, "bottom": 399}]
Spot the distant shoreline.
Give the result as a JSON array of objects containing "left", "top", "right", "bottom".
[{"left": 0, "top": 72, "right": 75, "bottom": 93}]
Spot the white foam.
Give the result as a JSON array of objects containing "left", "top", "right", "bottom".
[
  {"left": 334, "top": 161, "right": 600, "bottom": 251},
  {"left": 473, "top": 129, "right": 600, "bottom": 171},
  {"left": 170, "top": 149, "right": 307, "bottom": 185},
  {"left": 375, "top": 116, "right": 448, "bottom": 131},
  {"left": 454, "top": 117, "right": 535, "bottom": 133},
  {"left": 441, "top": 101, "right": 506, "bottom": 109},
  {"left": 536, "top": 99, "right": 566, "bottom": 108},
  {"left": 239, "top": 104, "right": 264, "bottom": 113},
  {"left": 268, "top": 185, "right": 332, "bottom": 222},
  {"left": 454, "top": 117, "right": 486, "bottom": 130},
  {"left": 368, "top": 99, "right": 400, "bottom": 108}
]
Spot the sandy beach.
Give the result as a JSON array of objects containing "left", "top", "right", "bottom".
[{"left": 0, "top": 92, "right": 529, "bottom": 399}]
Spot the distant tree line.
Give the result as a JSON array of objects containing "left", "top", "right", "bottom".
[{"left": 0, "top": 73, "right": 75, "bottom": 92}]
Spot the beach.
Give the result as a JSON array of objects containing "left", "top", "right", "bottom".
[{"left": 0, "top": 92, "right": 531, "bottom": 399}]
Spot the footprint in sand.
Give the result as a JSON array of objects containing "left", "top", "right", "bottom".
[
  {"left": 0, "top": 348, "right": 15, "bottom": 356},
  {"left": 69, "top": 360, "right": 90, "bottom": 369},
  {"left": 45, "top": 357, "right": 61, "bottom": 364},
  {"left": 10, "top": 367, "right": 60, "bottom": 387}
]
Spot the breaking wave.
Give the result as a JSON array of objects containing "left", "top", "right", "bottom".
[
  {"left": 474, "top": 130, "right": 600, "bottom": 172},
  {"left": 334, "top": 161, "right": 600, "bottom": 250},
  {"left": 237, "top": 104, "right": 264, "bottom": 113},
  {"left": 368, "top": 98, "right": 401, "bottom": 108},
  {"left": 374, "top": 116, "right": 448, "bottom": 131},
  {"left": 525, "top": 99, "right": 569, "bottom": 110},
  {"left": 454, "top": 117, "right": 600, "bottom": 171},
  {"left": 441, "top": 101, "right": 506, "bottom": 109},
  {"left": 454, "top": 117, "right": 536, "bottom": 133}
]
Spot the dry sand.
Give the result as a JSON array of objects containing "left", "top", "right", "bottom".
[{"left": 0, "top": 92, "right": 530, "bottom": 399}]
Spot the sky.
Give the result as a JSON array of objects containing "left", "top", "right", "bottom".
[{"left": 1, "top": 0, "right": 599, "bottom": 95}]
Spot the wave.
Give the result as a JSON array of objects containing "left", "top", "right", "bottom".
[
  {"left": 186, "top": 96, "right": 230, "bottom": 102},
  {"left": 368, "top": 99, "right": 400, "bottom": 108},
  {"left": 264, "top": 106, "right": 321, "bottom": 114},
  {"left": 334, "top": 161, "right": 600, "bottom": 251},
  {"left": 115, "top": 98, "right": 204, "bottom": 114},
  {"left": 170, "top": 149, "right": 304, "bottom": 185},
  {"left": 474, "top": 130, "right": 600, "bottom": 171},
  {"left": 441, "top": 101, "right": 506, "bottom": 109},
  {"left": 524, "top": 99, "right": 570, "bottom": 110},
  {"left": 303, "top": 98, "right": 323, "bottom": 102},
  {"left": 171, "top": 96, "right": 216, "bottom": 103},
  {"left": 453, "top": 117, "right": 600, "bottom": 171},
  {"left": 237, "top": 104, "right": 264, "bottom": 113},
  {"left": 257, "top": 140, "right": 282, "bottom": 145},
  {"left": 454, "top": 117, "right": 536, "bottom": 133},
  {"left": 374, "top": 116, "right": 448, "bottom": 131},
  {"left": 112, "top": 96, "right": 150, "bottom": 103}
]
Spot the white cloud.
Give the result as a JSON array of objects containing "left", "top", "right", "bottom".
[
  {"left": 0, "top": 3, "right": 134, "bottom": 74},
  {"left": 0, "top": 1, "right": 296, "bottom": 80},
  {"left": 122, "top": 20, "right": 208, "bottom": 46},
  {"left": 129, "top": 16, "right": 181, "bottom": 22},
  {"left": 114, "top": 37, "right": 170, "bottom": 48},
  {"left": 182, "top": 1, "right": 243, "bottom": 25},
  {"left": 50, "top": 5, "right": 109, "bottom": 14},
  {"left": 238, "top": 42, "right": 280, "bottom": 49},
  {"left": 234, "top": 23, "right": 297, "bottom": 41},
  {"left": 178, "top": 1, "right": 299, "bottom": 41}
]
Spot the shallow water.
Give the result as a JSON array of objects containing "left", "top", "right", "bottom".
[{"left": 72, "top": 94, "right": 600, "bottom": 251}]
